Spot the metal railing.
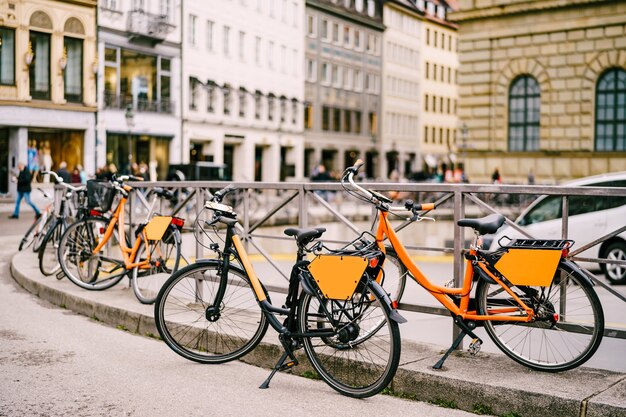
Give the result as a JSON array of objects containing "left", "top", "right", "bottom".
[{"left": 124, "top": 180, "right": 626, "bottom": 341}]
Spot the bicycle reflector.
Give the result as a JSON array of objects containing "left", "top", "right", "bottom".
[
  {"left": 90, "top": 209, "right": 102, "bottom": 216},
  {"left": 171, "top": 217, "right": 185, "bottom": 227}
]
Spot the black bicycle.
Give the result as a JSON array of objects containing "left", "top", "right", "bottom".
[{"left": 154, "top": 185, "right": 405, "bottom": 398}]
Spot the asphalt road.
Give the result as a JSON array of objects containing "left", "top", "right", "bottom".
[{"left": 0, "top": 232, "right": 488, "bottom": 417}]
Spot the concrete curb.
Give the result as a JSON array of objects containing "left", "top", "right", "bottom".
[{"left": 10, "top": 251, "right": 626, "bottom": 417}]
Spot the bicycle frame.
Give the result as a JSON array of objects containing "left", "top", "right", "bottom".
[
  {"left": 91, "top": 186, "right": 153, "bottom": 271},
  {"left": 375, "top": 206, "right": 535, "bottom": 323}
]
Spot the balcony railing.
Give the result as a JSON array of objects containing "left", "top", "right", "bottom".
[
  {"left": 104, "top": 92, "right": 174, "bottom": 114},
  {"left": 127, "top": 9, "right": 174, "bottom": 42}
]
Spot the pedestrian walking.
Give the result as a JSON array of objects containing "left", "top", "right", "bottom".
[{"left": 9, "top": 162, "right": 41, "bottom": 219}]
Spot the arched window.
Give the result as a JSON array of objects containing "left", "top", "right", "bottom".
[
  {"left": 508, "top": 75, "right": 540, "bottom": 151},
  {"left": 595, "top": 68, "right": 626, "bottom": 151}
]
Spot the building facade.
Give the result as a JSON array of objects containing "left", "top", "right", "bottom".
[
  {"left": 451, "top": 0, "right": 626, "bottom": 184},
  {"left": 0, "top": 0, "right": 97, "bottom": 195},
  {"left": 417, "top": 0, "right": 459, "bottom": 178},
  {"left": 97, "top": 0, "right": 181, "bottom": 180},
  {"left": 304, "top": 0, "right": 384, "bottom": 180},
  {"left": 182, "top": 0, "right": 305, "bottom": 182},
  {"left": 381, "top": 0, "right": 422, "bottom": 179}
]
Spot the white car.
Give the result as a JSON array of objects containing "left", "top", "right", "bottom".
[{"left": 487, "top": 172, "right": 626, "bottom": 284}]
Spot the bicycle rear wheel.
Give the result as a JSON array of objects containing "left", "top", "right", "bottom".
[
  {"left": 154, "top": 260, "right": 269, "bottom": 364},
  {"left": 131, "top": 227, "right": 181, "bottom": 304},
  {"left": 38, "top": 221, "right": 65, "bottom": 276},
  {"left": 298, "top": 280, "right": 401, "bottom": 398},
  {"left": 58, "top": 217, "right": 126, "bottom": 290},
  {"left": 476, "top": 264, "right": 604, "bottom": 372}
]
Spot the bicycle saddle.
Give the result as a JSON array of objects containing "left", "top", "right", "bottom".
[
  {"left": 457, "top": 213, "right": 505, "bottom": 235},
  {"left": 284, "top": 227, "right": 327, "bottom": 245}
]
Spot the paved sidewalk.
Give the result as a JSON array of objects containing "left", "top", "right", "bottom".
[{"left": 10, "top": 249, "right": 626, "bottom": 417}]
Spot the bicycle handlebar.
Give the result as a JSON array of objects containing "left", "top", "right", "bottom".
[
  {"left": 212, "top": 184, "right": 236, "bottom": 202},
  {"left": 114, "top": 174, "right": 144, "bottom": 183},
  {"left": 40, "top": 171, "right": 84, "bottom": 192},
  {"left": 341, "top": 162, "right": 436, "bottom": 212}
]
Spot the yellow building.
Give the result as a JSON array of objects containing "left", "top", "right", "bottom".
[
  {"left": 0, "top": 0, "right": 97, "bottom": 194},
  {"left": 450, "top": 0, "right": 626, "bottom": 184}
]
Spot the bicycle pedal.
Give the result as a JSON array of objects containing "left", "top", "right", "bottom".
[{"left": 468, "top": 338, "right": 482, "bottom": 355}]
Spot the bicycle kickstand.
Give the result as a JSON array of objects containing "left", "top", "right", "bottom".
[
  {"left": 432, "top": 317, "right": 482, "bottom": 370},
  {"left": 259, "top": 335, "right": 299, "bottom": 389}
]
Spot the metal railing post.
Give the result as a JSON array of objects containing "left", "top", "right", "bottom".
[
  {"left": 195, "top": 186, "right": 203, "bottom": 261},
  {"left": 299, "top": 184, "right": 308, "bottom": 228},
  {"left": 560, "top": 196, "right": 570, "bottom": 318},
  {"left": 453, "top": 189, "right": 465, "bottom": 348}
]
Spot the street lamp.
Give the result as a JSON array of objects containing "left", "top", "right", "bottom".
[{"left": 125, "top": 104, "right": 135, "bottom": 174}]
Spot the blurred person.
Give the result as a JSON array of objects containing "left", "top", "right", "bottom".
[
  {"left": 56, "top": 161, "right": 71, "bottom": 183},
  {"left": 9, "top": 162, "right": 41, "bottom": 219},
  {"left": 492, "top": 168, "right": 502, "bottom": 184},
  {"left": 71, "top": 167, "right": 81, "bottom": 184}
]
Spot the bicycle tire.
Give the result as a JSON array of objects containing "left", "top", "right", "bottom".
[
  {"left": 298, "top": 280, "right": 401, "bottom": 398},
  {"left": 154, "top": 260, "right": 269, "bottom": 364},
  {"left": 475, "top": 263, "right": 604, "bottom": 372},
  {"left": 32, "top": 214, "right": 53, "bottom": 253},
  {"left": 131, "top": 226, "right": 181, "bottom": 304},
  {"left": 58, "top": 217, "right": 126, "bottom": 290},
  {"left": 19, "top": 215, "right": 44, "bottom": 251},
  {"left": 38, "top": 220, "right": 65, "bottom": 276}
]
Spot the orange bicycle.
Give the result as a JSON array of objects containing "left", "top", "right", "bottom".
[
  {"left": 57, "top": 175, "right": 185, "bottom": 304},
  {"left": 342, "top": 160, "right": 604, "bottom": 372}
]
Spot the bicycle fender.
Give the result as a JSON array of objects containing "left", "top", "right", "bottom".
[
  {"left": 168, "top": 225, "right": 182, "bottom": 245},
  {"left": 559, "top": 259, "right": 595, "bottom": 288},
  {"left": 367, "top": 280, "right": 407, "bottom": 324}
]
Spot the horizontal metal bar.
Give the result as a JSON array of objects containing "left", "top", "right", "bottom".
[{"left": 130, "top": 181, "right": 626, "bottom": 197}]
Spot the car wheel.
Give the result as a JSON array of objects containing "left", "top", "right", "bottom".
[{"left": 601, "top": 241, "right": 626, "bottom": 285}]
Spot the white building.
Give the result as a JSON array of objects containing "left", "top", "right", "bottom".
[
  {"left": 182, "top": 0, "right": 305, "bottom": 182},
  {"left": 417, "top": 0, "right": 459, "bottom": 177},
  {"left": 381, "top": 0, "right": 423, "bottom": 179},
  {"left": 97, "top": 0, "right": 182, "bottom": 180}
]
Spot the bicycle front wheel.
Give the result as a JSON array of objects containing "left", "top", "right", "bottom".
[
  {"left": 38, "top": 221, "right": 65, "bottom": 276},
  {"left": 476, "top": 264, "right": 604, "bottom": 372},
  {"left": 154, "top": 260, "right": 269, "bottom": 364},
  {"left": 32, "top": 214, "right": 53, "bottom": 253},
  {"left": 298, "top": 280, "right": 401, "bottom": 398},
  {"left": 131, "top": 227, "right": 181, "bottom": 304},
  {"left": 58, "top": 217, "right": 126, "bottom": 290},
  {"left": 19, "top": 215, "right": 44, "bottom": 251},
  {"left": 381, "top": 246, "right": 409, "bottom": 303}
]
